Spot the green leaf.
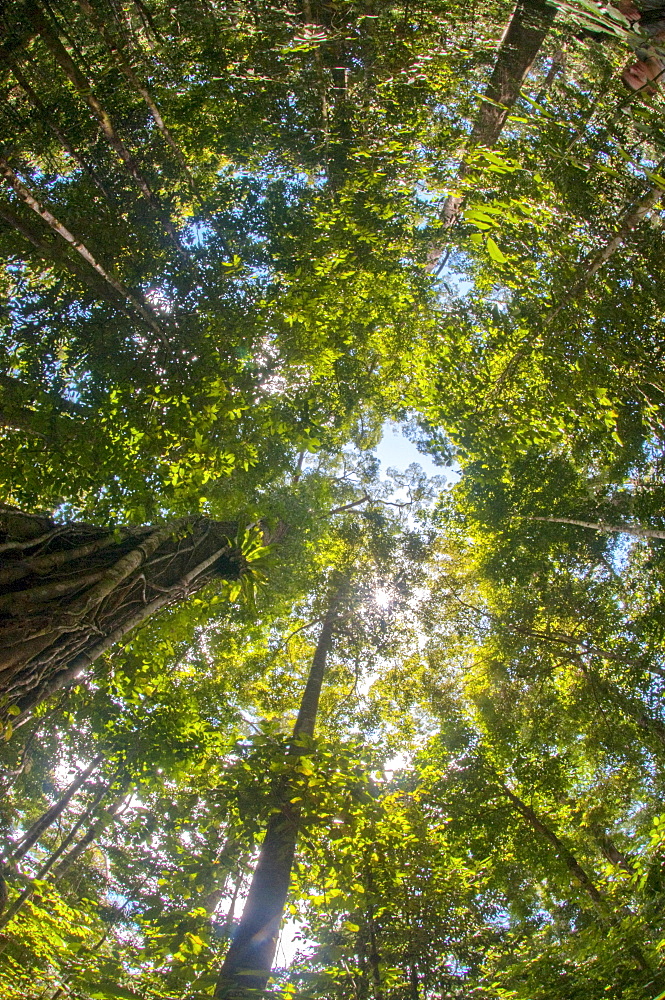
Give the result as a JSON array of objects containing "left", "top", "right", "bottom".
[
  {"left": 486, "top": 237, "right": 508, "bottom": 263},
  {"left": 88, "top": 985, "right": 137, "bottom": 1000}
]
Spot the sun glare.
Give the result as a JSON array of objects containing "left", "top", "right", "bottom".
[{"left": 375, "top": 588, "right": 392, "bottom": 608}]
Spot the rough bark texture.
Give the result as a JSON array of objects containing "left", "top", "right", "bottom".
[
  {"left": 73, "top": 0, "right": 197, "bottom": 193},
  {"left": 0, "top": 506, "right": 245, "bottom": 716},
  {"left": 215, "top": 582, "right": 345, "bottom": 998}
]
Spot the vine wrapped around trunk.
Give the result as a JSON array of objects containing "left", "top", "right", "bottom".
[{"left": 0, "top": 506, "right": 247, "bottom": 716}]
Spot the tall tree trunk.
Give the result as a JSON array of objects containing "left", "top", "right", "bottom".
[
  {"left": 0, "top": 506, "right": 247, "bottom": 717},
  {"left": 367, "top": 910, "right": 384, "bottom": 1000},
  {"left": 53, "top": 782, "right": 129, "bottom": 876},
  {"left": 73, "top": 0, "right": 197, "bottom": 195},
  {"left": 0, "top": 779, "right": 126, "bottom": 934},
  {"left": 26, "top": 0, "right": 186, "bottom": 257},
  {"left": 0, "top": 200, "right": 123, "bottom": 305},
  {"left": 9, "top": 61, "right": 114, "bottom": 204},
  {"left": 470, "top": 0, "right": 557, "bottom": 148},
  {"left": 408, "top": 961, "right": 420, "bottom": 1000},
  {"left": 592, "top": 826, "right": 635, "bottom": 874},
  {"left": 545, "top": 181, "right": 664, "bottom": 322},
  {"left": 579, "top": 663, "right": 665, "bottom": 750},
  {"left": 435, "top": 0, "right": 556, "bottom": 248},
  {"left": 531, "top": 515, "right": 665, "bottom": 540},
  {"left": 215, "top": 579, "right": 347, "bottom": 998},
  {"left": 501, "top": 783, "right": 605, "bottom": 907}
]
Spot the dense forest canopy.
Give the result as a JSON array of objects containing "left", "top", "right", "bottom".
[{"left": 1, "top": 0, "right": 665, "bottom": 998}]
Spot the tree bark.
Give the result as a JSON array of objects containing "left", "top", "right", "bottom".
[
  {"left": 531, "top": 515, "right": 665, "bottom": 540},
  {"left": 53, "top": 782, "right": 129, "bottom": 876},
  {"left": 579, "top": 663, "right": 665, "bottom": 750},
  {"left": 0, "top": 506, "right": 247, "bottom": 717},
  {"left": 5, "top": 754, "right": 102, "bottom": 864},
  {"left": 367, "top": 911, "right": 384, "bottom": 1000},
  {"left": 0, "top": 157, "right": 166, "bottom": 344},
  {"left": 215, "top": 579, "right": 347, "bottom": 998},
  {"left": 435, "top": 0, "right": 556, "bottom": 243},
  {"left": 469, "top": 0, "right": 557, "bottom": 148},
  {"left": 501, "top": 784, "right": 606, "bottom": 907},
  {"left": 0, "top": 200, "right": 127, "bottom": 307}
]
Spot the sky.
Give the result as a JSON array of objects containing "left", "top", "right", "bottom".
[{"left": 374, "top": 422, "right": 443, "bottom": 480}]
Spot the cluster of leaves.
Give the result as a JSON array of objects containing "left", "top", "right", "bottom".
[{"left": 3, "top": 0, "right": 665, "bottom": 998}]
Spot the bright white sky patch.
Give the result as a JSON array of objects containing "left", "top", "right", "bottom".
[
  {"left": 374, "top": 588, "right": 392, "bottom": 609},
  {"left": 374, "top": 422, "right": 443, "bottom": 478}
]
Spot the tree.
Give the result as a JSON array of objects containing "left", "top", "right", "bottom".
[
  {"left": 215, "top": 573, "right": 349, "bottom": 997},
  {"left": 437, "top": 0, "right": 557, "bottom": 237},
  {"left": 3, "top": 0, "right": 665, "bottom": 997},
  {"left": 0, "top": 505, "right": 254, "bottom": 716}
]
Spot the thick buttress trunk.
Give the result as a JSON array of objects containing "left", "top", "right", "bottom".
[
  {"left": 0, "top": 507, "right": 246, "bottom": 717},
  {"left": 215, "top": 582, "right": 345, "bottom": 998},
  {"left": 436, "top": 0, "right": 555, "bottom": 242}
]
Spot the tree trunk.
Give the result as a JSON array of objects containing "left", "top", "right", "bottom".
[
  {"left": 214, "top": 579, "right": 346, "bottom": 998},
  {"left": 53, "top": 782, "right": 129, "bottom": 876},
  {"left": 531, "top": 515, "right": 665, "bottom": 540},
  {"left": 26, "top": 0, "right": 187, "bottom": 259},
  {"left": 435, "top": 0, "right": 556, "bottom": 244},
  {"left": 545, "top": 181, "right": 664, "bottom": 322},
  {"left": 592, "top": 827, "right": 635, "bottom": 874},
  {"left": 470, "top": 0, "right": 557, "bottom": 148},
  {"left": 408, "top": 961, "right": 420, "bottom": 1000},
  {"left": 0, "top": 157, "right": 166, "bottom": 344},
  {"left": 0, "top": 779, "right": 126, "bottom": 934},
  {"left": 5, "top": 754, "right": 102, "bottom": 864},
  {"left": 367, "top": 911, "right": 384, "bottom": 1000},
  {"left": 501, "top": 783, "right": 606, "bottom": 907},
  {"left": 73, "top": 0, "right": 197, "bottom": 195},
  {"left": 0, "top": 506, "right": 246, "bottom": 717},
  {"left": 10, "top": 61, "right": 114, "bottom": 204},
  {"left": 501, "top": 784, "right": 651, "bottom": 972},
  {"left": 579, "top": 663, "right": 665, "bottom": 750}
]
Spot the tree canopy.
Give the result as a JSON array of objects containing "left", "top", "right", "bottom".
[{"left": 2, "top": 1, "right": 665, "bottom": 998}]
